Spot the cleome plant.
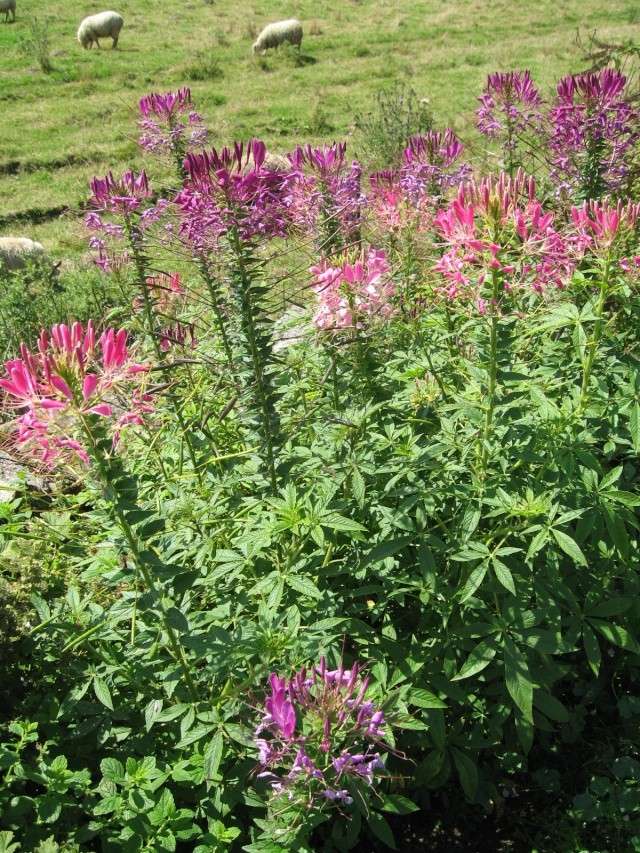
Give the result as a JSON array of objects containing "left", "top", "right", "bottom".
[{"left": 1, "top": 68, "right": 640, "bottom": 852}]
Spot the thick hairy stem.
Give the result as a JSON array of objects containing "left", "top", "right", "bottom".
[
  {"left": 228, "top": 228, "right": 279, "bottom": 491},
  {"left": 124, "top": 219, "right": 202, "bottom": 483},
  {"left": 79, "top": 417, "right": 198, "bottom": 702},
  {"left": 579, "top": 256, "right": 611, "bottom": 413}
]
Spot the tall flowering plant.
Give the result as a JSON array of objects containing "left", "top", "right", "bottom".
[
  {"left": 180, "top": 140, "right": 292, "bottom": 489},
  {"left": 0, "top": 322, "right": 198, "bottom": 700},
  {"left": 138, "top": 87, "right": 208, "bottom": 175},
  {"left": 549, "top": 68, "right": 640, "bottom": 200},
  {"left": 287, "top": 143, "right": 364, "bottom": 253},
  {"left": 476, "top": 71, "right": 543, "bottom": 174},
  {"left": 253, "top": 659, "right": 394, "bottom": 844}
]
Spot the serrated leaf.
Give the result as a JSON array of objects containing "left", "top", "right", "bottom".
[
  {"left": 451, "top": 639, "right": 497, "bottom": 681},
  {"left": 176, "top": 723, "right": 214, "bottom": 749},
  {"left": 204, "top": 730, "right": 224, "bottom": 781},
  {"left": 551, "top": 529, "right": 587, "bottom": 567},
  {"left": 630, "top": 402, "right": 640, "bottom": 453},
  {"left": 351, "top": 468, "right": 366, "bottom": 509},
  {"left": 504, "top": 638, "right": 533, "bottom": 723},
  {"left": 361, "top": 536, "right": 412, "bottom": 569},
  {"left": 492, "top": 558, "right": 516, "bottom": 595},
  {"left": 100, "top": 757, "right": 124, "bottom": 782},
  {"left": 458, "top": 562, "right": 488, "bottom": 604},
  {"left": 145, "top": 699, "right": 163, "bottom": 732},
  {"left": 93, "top": 794, "right": 122, "bottom": 816},
  {"left": 93, "top": 676, "right": 114, "bottom": 711},
  {"left": 409, "top": 688, "right": 447, "bottom": 709},
  {"left": 285, "top": 574, "right": 322, "bottom": 599}
]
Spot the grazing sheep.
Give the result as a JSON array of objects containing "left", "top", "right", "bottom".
[
  {"left": 0, "top": 237, "right": 47, "bottom": 271},
  {"left": 77, "top": 11, "right": 123, "bottom": 49},
  {"left": 252, "top": 18, "right": 302, "bottom": 54},
  {"left": 0, "top": 0, "right": 15, "bottom": 23}
]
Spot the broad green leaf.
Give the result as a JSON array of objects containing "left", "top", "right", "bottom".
[
  {"left": 551, "top": 529, "right": 587, "bottom": 567},
  {"left": 409, "top": 688, "right": 447, "bottom": 709},
  {"left": 591, "top": 620, "right": 640, "bottom": 654},
  {"left": 367, "top": 812, "right": 397, "bottom": 850},
  {"left": 379, "top": 794, "right": 420, "bottom": 815},
  {"left": 204, "top": 730, "right": 224, "bottom": 782},
  {"left": 492, "top": 558, "right": 516, "bottom": 595},
  {"left": 93, "top": 676, "right": 114, "bottom": 711},
  {"left": 361, "top": 536, "right": 412, "bottom": 568},
  {"left": 589, "top": 597, "right": 633, "bottom": 618},
  {"left": 285, "top": 574, "right": 322, "bottom": 600},
  {"left": 100, "top": 757, "right": 124, "bottom": 782},
  {"left": 504, "top": 638, "right": 533, "bottom": 723},
  {"left": 600, "top": 465, "right": 623, "bottom": 491},
  {"left": 533, "top": 690, "right": 569, "bottom": 723},
  {"left": 93, "top": 795, "right": 122, "bottom": 816},
  {"left": 145, "top": 699, "right": 163, "bottom": 732},
  {"left": 451, "top": 639, "right": 497, "bottom": 681},
  {"left": 451, "top": 747, "right": 478, "bottom": 800}
]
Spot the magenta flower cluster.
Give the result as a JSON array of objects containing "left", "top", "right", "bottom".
[
  {"left": 138, "top": 87, "right": 208, "bottom": 156},
  {"left": 254, "top": 659, "right": 389, "bottom": 807},
  {"left": 549, "top": 68, "right": 640, "bottom": 196},
  {"left": 176, "top": 139, "right": 291, "bottom": 252},
  {"left": 0, "top": 323, "right": 152, "bottom": 467},
  {"left": 476, "top": 70, "right": 543, "bottom": 143}
]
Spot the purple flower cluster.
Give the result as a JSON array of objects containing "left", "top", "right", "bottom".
[
  {"left": 286, "top": 143, "right": 364, "bottom": 246},
  {"left": 476, "top": 71, "right": 543, "bottom": 143},
  {"left": 138, "top": 87, "right": 208, "bottom": 156},
  {"left": 254, "top": 659, "right": 389, "bottom": 807},
  {"left": 402, "top": 129, "right": 471, "bottom": 197},
  {"left": 549, "top": 68, "right": 640, "bottom": 197},
  {"left": 175, "top": 139, "right": 292, "bottom": 252}
]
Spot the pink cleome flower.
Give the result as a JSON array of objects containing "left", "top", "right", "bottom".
[
  {"left": 0, "top": 322, "right": 152, "bottom": 467},
  {"left": 310, "top": 248, "right": 396, "bottom": 331},
  {"left": 138, "top": 87, "right": 208, "bottom": 155}
]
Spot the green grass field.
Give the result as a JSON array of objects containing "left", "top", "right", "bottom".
[{"left": 0, "top": 0, "right": 639, "bottom": 261}]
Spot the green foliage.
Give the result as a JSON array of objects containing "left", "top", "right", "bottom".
[
  {"left": 17, "top": 18, "right": 53, "bottom": 74},
  {"left": 354, "top": 82, "right": 433, "bottom": 167}
]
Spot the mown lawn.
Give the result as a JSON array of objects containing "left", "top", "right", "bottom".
[{"left": 0, "top": 0, "right": 639, "bottom": 259}]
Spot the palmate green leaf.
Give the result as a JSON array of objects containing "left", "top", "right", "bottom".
[
  {"left": 503, "top": 637, "right": 533, "bottom": 723},
  {"left": 588, "top": 597, "right": 634, "bottom": 618},
  {"left": 491, "top": 558, "right": 516, "bottom": 595},
  {"left": 451, "top": 639, "right": 497, "bottom": 681},
  {"left": 145, "top": 699, "right": 163, "bottom": 732},
  {"left": 203, "top": 730, "right": 224, "bottom": 782},
  {"left": 551, "top": 529, "right": 587, "bottom": 567},
  {"left": 360, "top": 536, "right": 413, "bottom": 568},
  {"left": 591, "top": 619, "right": 640, "bottom": 654},
  {"left": 319, "top": 512, "right": 367, "bottom": 534}
]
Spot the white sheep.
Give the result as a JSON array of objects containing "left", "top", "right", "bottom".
[
  {"left": 252, "top": 19, "right": 302, "bottom": 54},
  {"left": 77, "top": 11, "right": 123, "bottom": 49},
  {"left": 0, "top": 237, "right": 47, "bottom": 271},
  {"left": 0, "top": 0, "right": 16, "bottom": 23}
]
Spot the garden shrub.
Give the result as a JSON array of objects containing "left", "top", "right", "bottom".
[{"left": 1, "top": 71, "right": 640, "bottom": 851}]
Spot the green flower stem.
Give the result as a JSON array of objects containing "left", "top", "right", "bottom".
[
  {"left": 479, "top": 268, "right": 501, "bottom": 483},
  {"left": 197, "top": 260, "right": 235, "bottom": 370},
  {"left": 579, "top": 255, "right": 612, "bottom": 414},
  {"left": 227, "top": 226, "right": 278, "bottom": 491},
  {"left": 79, "top": 415, "right": 199, "bottom": 702},
  {"left": 124, "top": 218, "right": 202, "bottom": 484}
]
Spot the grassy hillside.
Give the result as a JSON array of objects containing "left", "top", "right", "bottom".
[{"left": 0, "top": 0, "right": 639, "bottom": 260}]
